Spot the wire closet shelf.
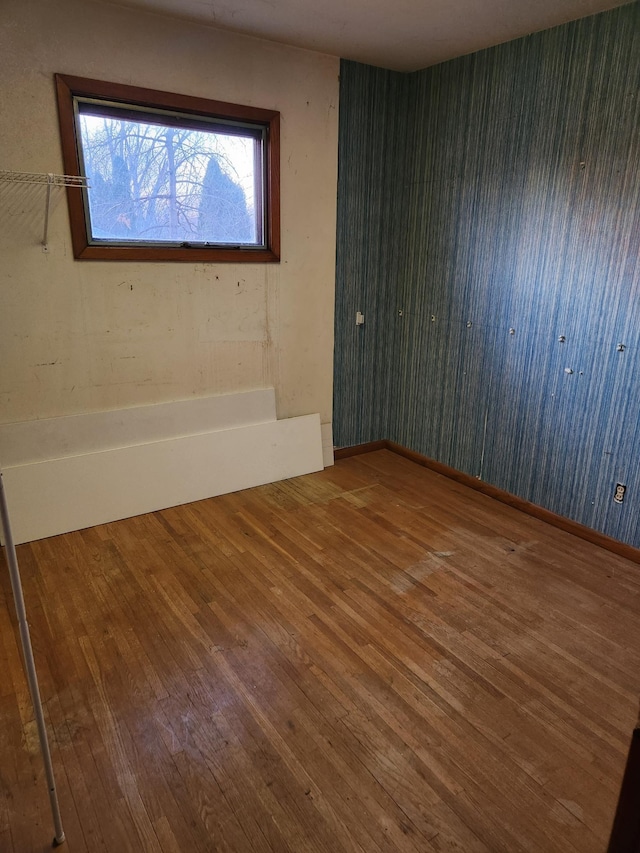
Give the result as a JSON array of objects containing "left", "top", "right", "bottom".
[{"left": 0, "top": 169, "right": 88, "bottom": 248}]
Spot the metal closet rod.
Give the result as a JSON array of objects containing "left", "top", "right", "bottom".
[
  {"left": 0, "top": 169, "right": 88, "bottom": 248},
  {"left": 0, "top": 472, "right": 66, "bottom": 846}
]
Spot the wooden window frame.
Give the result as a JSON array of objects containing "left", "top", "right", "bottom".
[{"left": 55, "top": 74, "right": 280, "bottom": 262}]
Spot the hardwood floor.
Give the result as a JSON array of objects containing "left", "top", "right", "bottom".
[{"left": 1, "top": 449, "right": 639, "bottom": 852}]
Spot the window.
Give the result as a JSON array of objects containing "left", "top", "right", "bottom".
[{"left": 55, "top": 75, "right": 280, "bottom": 262}]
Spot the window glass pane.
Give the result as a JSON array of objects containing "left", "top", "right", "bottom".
[{"left": 78, "top": 113, "right": 261, "bottom": 245}]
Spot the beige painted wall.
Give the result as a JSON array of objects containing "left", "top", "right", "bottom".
[{"left": 0, "top": 0, "right": 339, "bottom": 430}]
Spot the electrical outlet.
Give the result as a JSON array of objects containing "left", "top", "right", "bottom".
[{"left": 613, "top": 483, "right": 626, "bottom": 504}]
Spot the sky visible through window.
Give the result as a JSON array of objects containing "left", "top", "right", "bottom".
[{"left": 79, "top": 113, "right": 259, "bottom": 245}]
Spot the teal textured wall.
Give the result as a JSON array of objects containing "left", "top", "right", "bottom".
[{"left": 334, "top": 3, "right": 640, "bottom": 546}]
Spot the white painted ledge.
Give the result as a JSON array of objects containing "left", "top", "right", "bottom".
[{"left": 0, "top": 391, "right": 324, "bottom": 544}]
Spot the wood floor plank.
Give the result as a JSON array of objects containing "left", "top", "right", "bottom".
[{"left": 1, "top": 450, "right": 638, "bottom": 851}]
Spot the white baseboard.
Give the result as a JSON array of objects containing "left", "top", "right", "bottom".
[{"left": 0, "top": 391, "right": 324, "bottom": 544}]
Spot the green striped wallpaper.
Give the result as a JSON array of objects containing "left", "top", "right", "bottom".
[{"left": 334, "top": 3, "right": 640, "bottom": 546}]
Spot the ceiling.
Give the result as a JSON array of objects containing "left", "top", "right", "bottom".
[{"left": 102, "top": 0, "right": 630, "bottom": 72}]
